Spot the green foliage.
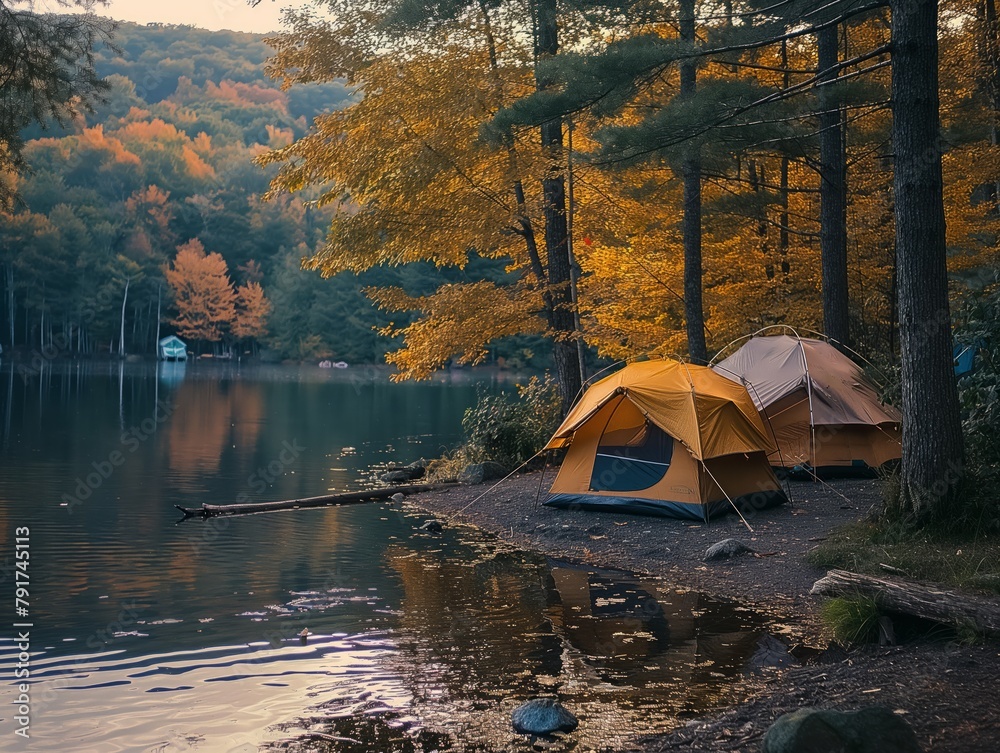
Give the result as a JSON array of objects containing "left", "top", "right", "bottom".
[
  {"left": 820, "top": 595, "right": 881, "bottom": 645},
  {"left": 956, "top": 283, "right": 1000, "bottom": 474},
  {"left": 0, "top": 20, "right": 519, "bottom": 363},
  {"left": 459, "top": 376, "right": 562, "bottom": 469},
  {"left": 807, "top": 520, "right": 1000, "bottom": 596},
  {"left": 0, "top": 4, "right": 114, "bottom": 203}
]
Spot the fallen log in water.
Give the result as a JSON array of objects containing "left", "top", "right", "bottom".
[
  {"left": 175, "top": 482, "right": 459, "bottom": 519},
  {"left": 810, "top": 568, "right": 1000, "bottom": 635}
]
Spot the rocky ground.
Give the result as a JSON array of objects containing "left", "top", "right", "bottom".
[{"left": 403, "top": 472, "right": 1000, "bottom": 752}]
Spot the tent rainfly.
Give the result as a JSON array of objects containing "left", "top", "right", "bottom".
[
  {"left": 712, "top": 334, "right": 901, "bottom": 476},
  {"left": 158, "top": 335, "right": 187, "bottom": 361},
  {"left": 543, "top": 360, "right": 787, "bottom": 522}
]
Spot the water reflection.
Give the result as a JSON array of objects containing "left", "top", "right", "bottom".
[
  {"left": 275, "top": 537, "right": 770, "bottom": 752},
  {"left": 0, "top": 362, "right": 776, "bottom": 752}
]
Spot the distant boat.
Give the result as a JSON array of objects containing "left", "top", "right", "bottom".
[
  {"left": 333, "top": 361, "right": 349, "bottom": 369},
  {"left": 318, "top": 360, "right": 333, "bottom": 369},
  {"left": 158, "top": 335, "right": 187, "bottom": 361}
]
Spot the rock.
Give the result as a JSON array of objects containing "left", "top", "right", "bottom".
[
  {"left": 380, "top": 466, "right": 425, "bottom": 484},
  {"left": 747, "top": 634, "right": 799, "bottom": 673},
  {"left": 390, "top": 493, "right": 405, "bottom": 503},
  {"left": 406, "top": 458, "right": 429, "bottom": 470},
  {"left": 419, "top": 519, "right": 443, "bottom": 533},
  {"left": 511, "top": 698, "right": 578, "bottom": 736},
  {"left": 762, "top": 707, "right": 921, "bottom": 753},
  {"left": 458, "top": 461, "right": 508, "bottom": 485},
  {"left": 704, "top": 538, "right": 755, "bottom": 562},
  {"left": 809, "top": 641, "right": 849, "bottom": 665}
]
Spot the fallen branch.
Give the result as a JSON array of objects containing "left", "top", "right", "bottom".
[
  {"left": 175, "top": 482, "right": 459, "bottom": 519},
  {"left": 810, "top": 569, "right": 1000, "bottom": 635}
]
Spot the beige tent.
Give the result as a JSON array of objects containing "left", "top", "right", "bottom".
[
  {"left": 712, "top": 334, "right": 901, "bottom": 475},
  {"left": 543, "top": 360, "right": 787, "bottom": 521}
]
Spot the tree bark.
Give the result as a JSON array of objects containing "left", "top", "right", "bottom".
[
  {"left": 536, "top": 0, "right": 582, "bottom": 412},
  {"left": 680, "top": 0, "right": 708, "bottom": 364},
  {"left": 817, "top": 24, "right": 850, "bottom": 347},
  {"left": 780, "top": 40, "right": 790, "bottom": 283},
  {"left": 891, "top": 0, "right": 965, "bottom": 522},
  {"left": 177, "top": 482, "right": 460, "bottom": 518},
  {"left": 811, "top": 569, "right": 1000, "bottom": 635}
]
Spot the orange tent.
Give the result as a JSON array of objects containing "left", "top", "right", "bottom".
[
  {"left": 712, "top": 334, "right": 901, "bottom": 475},
  {"left": 544, "top": 360, "right": 787, "bottom": 521}
]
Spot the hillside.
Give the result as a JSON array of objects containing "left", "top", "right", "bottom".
[{"left": 1, "top": 20, "right": 525, "bottom": 365}]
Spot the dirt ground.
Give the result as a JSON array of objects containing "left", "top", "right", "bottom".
[{"left": 403, "top": 472, "right": 1000, "bottom": 752}]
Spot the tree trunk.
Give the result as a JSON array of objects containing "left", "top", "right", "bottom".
[
  {"left": 155, "top": 283, "right": 162, "bottom": 358},
  {"left": 4, "top": 265, "right": 13, "bottom": 348},
  {"left": 891, "top": 0, "right": 965, "bottom": 522},
  {"left": 811, "top": 569, "right": 1000, "bottom": 635},
  {"left": 817, "top": 24, "right": 850, "bottom": 347},
  {"left": 779, "top": 40, "right": 791, "bottom": 284},
  {"left": 982, "top": 0, "right": 1000, "bottom": 207},
  {"left": 118, "top": 277, "right": 130, "bottom": 358},
  {"left": 536, "top": 0, "right": 582, "bottom": 413},
  {"left": 680, "top": 0, "right": 708, "bottom": 364}
]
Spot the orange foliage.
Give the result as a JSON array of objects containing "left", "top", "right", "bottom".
[
  {"left": 182, "top": 146, "right": 215, "bottom": 179},
  {"left": 232, "top": 281, "right": 271, "bottom": 340},
  {"left": 205, "top": 80, "right": 288, "bottom": 110},
  {"left": 126, "top": 185, "right": 174, "bottom": 237},
  {"left": 78, "top": 126, "right": 141, "bottom": 166},
  {"left": 165, "top": 239, "right": 236, "bottom": 342}
]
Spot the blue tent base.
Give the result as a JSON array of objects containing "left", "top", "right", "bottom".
[
  {"left": 776, "top": 459, "right": 898, "bottom": 481},
  {"left": 544, "top": 490, "right": 787, "bottom": 523}
]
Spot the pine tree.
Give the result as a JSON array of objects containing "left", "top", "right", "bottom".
[{"left": 891, "top": 0, "right": 965, "bottom": 521}]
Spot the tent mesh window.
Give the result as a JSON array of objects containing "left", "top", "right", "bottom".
[{"left": 590, "top": 419, "right": 673, "bottom": 492}]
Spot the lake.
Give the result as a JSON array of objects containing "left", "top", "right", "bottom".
[{"left": 0, "top": 361, "right": 774, "bottom": 752}]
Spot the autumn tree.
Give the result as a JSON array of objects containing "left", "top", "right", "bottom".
[
  {"left": 164, "top": 239, "right": 236, "bottom": 346},
  {"left": 232, "top": 280, "right": 271, "bottom": 351},
  {"left": 261, "top": 0, "right": 604, "bottom": 410}
]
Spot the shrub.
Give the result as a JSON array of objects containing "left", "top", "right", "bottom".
[
  {"left": 459, "top": 376, "right": 562, "bottom": 470},
  {"left": 820, "top": 595, "right": 881, "bottom": 645}
]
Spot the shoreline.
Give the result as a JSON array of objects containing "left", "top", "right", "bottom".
[{"left": 405, "top": 471, "right": 1000, "bottom": 752}]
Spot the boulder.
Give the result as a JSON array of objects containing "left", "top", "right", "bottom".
[
  {"left": 511, "top": 698, "right": 578, "bottom": 736},
  {"left": 419, "top": 519, "right": 443, "bottom": 533},
  {"left": 390, "top": 493, "right": 405, "bottom": 503},
  {"left": 704, "top": 538, "right": 755, "bottom": 562},
  {"left": 458, "top": 461, "right": 508, "bottom": 485},
  {"left": 406, "top": 458, "right": 429, "bottom": 470},
  {"left": 747, "top": 634, "right": 799, "bottom": 673},
  {"left": 762, "top": 707, "right": 921, "bottom": 753},
  {"left": 380, "top": 466, "right": 425, "bottom": 484}
]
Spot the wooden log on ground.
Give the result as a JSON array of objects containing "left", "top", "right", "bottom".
[
  {"left": 811, "top": 568, "right": 1000, "bottom": 635},
  {"left": 175, "top": 482, "right": 459, "bottom": 519}
]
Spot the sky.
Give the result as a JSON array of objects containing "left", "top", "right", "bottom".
[{"left": 100, "top": 0, "right": 303, "bottom": 34}]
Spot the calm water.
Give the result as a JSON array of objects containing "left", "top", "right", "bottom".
[{"left": 0, "top": 361, "right": 775, "bottom": 752}]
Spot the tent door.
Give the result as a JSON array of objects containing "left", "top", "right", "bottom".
[{"left": 589, "top": 419, "right": 673, "bottom": 492}]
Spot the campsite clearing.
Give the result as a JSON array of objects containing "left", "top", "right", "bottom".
[{"left": 407, "top": 472, "right": 1000, "bottom": 753}]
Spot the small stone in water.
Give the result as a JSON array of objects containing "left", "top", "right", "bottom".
[{"left": 511, "top": 698, "right": 578, "bottom": 735}]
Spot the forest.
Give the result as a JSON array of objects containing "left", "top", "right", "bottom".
[
  {"left": 0, "top": 20, "right": 530, "bottom": 363},
  {"left": 255, "top": 0, "right": 997, "bottom": 389}
]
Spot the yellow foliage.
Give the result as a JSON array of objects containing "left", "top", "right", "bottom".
[{"left": 368, "top": 281, "right": 545, "bottom": 379}]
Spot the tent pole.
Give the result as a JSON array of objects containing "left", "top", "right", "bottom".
[
  {"left": 701, "top": 461, "right": 754, "bottom": 533},
  {"left": 533, "top": 450, "right": 550, "bottom": 510}
]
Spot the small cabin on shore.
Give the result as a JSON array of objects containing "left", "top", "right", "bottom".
[{"left": 158, "top": 335, "right": 187, "bottom": 361}]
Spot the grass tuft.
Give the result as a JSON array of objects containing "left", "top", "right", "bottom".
[{"left": 820, "top": 595, "right": 881, "bottom": 644}]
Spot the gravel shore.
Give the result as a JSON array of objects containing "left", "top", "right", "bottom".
[
  {"left": 404, "top": 471, "right": 1000, "bottom": 752},
  {"left": 407, "top": 471, "right": 880, "bottom": 635}
]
